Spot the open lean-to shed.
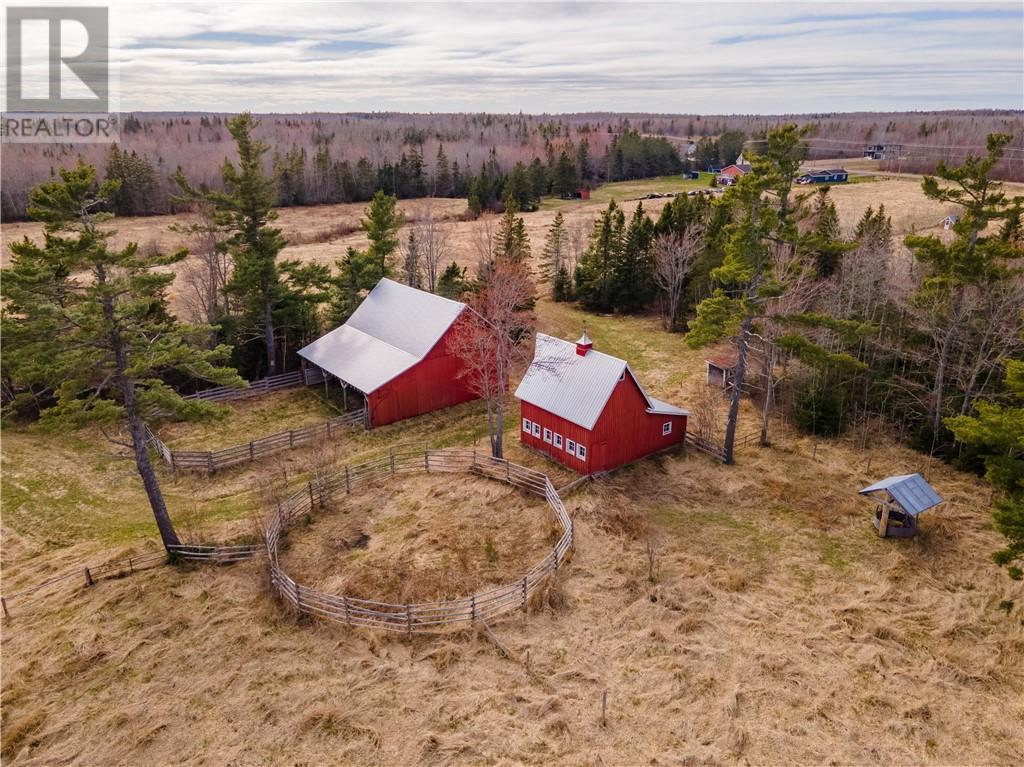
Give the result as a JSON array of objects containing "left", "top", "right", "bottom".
[
  {"left": 859, "top": 473, "right": 943, "bottom": 538},
  {"left": 297, "top": 278, "right": 478, "bottom": 428},
  {"left": 515, "top": 333, "right": 690, "bottom": 474}
]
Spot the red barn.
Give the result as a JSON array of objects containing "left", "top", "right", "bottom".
[
  {"left": 298, "top": 278, "right": 478, "bottom": 427},
  {"left": 515, "top": 333, "right": 689, "bottom": 474}
]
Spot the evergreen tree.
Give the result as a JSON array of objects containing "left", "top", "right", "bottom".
[
  {"left": 806, "top": 186, "right": 848, "bottom": 277},
  {"left": 177, "top": 113, "right": 287, "bottom": 377},
  {"left": 552, "top": 150, "right": 578, "bottom": 197},
  {"left": 434, "top": 144, "right": 452, "bottom": 197},
  {"left": 362, "top": 190, "right": 404, "bottom": 276},
  {"left": 402, "top": 228, "right": 422, "bottom": 288},
  {"left": 105, "top": 145, "right": 159, "bottom": 216},
  {"left": 614, "top": 202, "right": 657, "bottom": 312},
  {"left": 436, "top": 261, "right": 471, "bottom": 299},
  {"left": 539, "top": 211, "right": 568, "bottom": 294},
  {"left": 575, "top": 200, "right": 625, "bottom": 312},
  {"left": 905, "top": 133, "right": 1023, "bottom": 440},
  {"left": 946, "top": 351, "right": 1024, "bottom": 579},
  {"left": 1, "top": 163, "right": 242, "bottom": 549},
  {"left": 492, "top": 199, "right": 531, "bottom": 265}
]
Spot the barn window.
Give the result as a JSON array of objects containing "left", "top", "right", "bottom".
[
  {"left": 523, "top": 418, "right": 532, "bottom": 433},
  {"left": 554, "top": 433, "right": 563, "bottom": 449},
  {"left": 532, "top": 422, "right": 541, "bottom": 438},
  {"left": 618, "top": 371, "right": 625, "bottom": 382},
  {"left": 566, "top": 438, "right": 576, "bottom": 455},
  {"left": 543, "top": 428, "right": 553, "bottom": 444},
  {"left": 662, "top": 421, "right": 672, "bottom": 436},
  {"left": 577, "top": 444, "right": 587, "bottom": 461}
]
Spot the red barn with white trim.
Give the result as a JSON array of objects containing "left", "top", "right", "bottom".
[
  {"left": 298, "top": 279, "right": 478, "bottom": 427},
  {"left": 515, "top": 333, "right": 689, "bottom": 474}
]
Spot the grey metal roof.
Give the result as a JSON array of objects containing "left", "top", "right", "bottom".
[
  {"left": 514, "top": 333, "right": 690, "bottom": 430},
  {"left": 298, "top": 278, "right": 465, "bottom": 394},
  {"left": 859, "top": 474, "right": 943, "bottom": 517}
]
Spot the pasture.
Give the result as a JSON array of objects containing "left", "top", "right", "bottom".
[{"left": 2, "top": 296, "right": 1022, "bottom": 765}]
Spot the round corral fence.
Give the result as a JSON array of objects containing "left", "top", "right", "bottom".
[{"left": 264, "top": 447, "right": 574, "bottom": 633}]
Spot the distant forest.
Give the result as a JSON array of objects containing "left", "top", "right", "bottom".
[{"left": 2, "top": 110, "right": 1021, "bottom": 220}]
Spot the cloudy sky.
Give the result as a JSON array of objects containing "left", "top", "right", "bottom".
[{"left": 108, "top": 1, "right": 1023, "bottom": 113}]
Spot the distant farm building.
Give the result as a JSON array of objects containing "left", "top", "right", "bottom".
[
  {"left": 715, "top": 164, "right": 751, "bottom": 186},
  {"left": 941, "top": 214, "right": 959, "bottom": 230},
  {"left": 864, "top": 143, "right": 902, "bottom": 160},
  {"left": 860, "top": 474, "right": 943, "bottom": 538},
  {"left": 515, "top": 333, "right": 689, "bottom": 474},
  {"left": 298, "top": 279, "right": 477, "bottom": 428},
  {"left": 560, "top": 189, "right": 591, "bottom": 200},
  {"left": 797, "top": 168, "right": 849, "bottom": 184}
]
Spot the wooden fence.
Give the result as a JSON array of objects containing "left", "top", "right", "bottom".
[
  {"left": 183, "top": 370, "right": 304, "bottom": 404},
  {"left": 265, "top": 447, "right": 574, "bottom": 634},
  {"left": 685, "top": 430, "right": 760, "bottom": 462},
  {"left": 145, "top": 408, "right": 366, "bottom": 473},
  {"left": 0, "top": 543, "right": 260, "bottom": 618}
]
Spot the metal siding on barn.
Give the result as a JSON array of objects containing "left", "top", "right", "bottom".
[
  {"left": 591, "top": 374, "right": 687, "bottom": 471},
  {"left": 367, "top": 317, "right": 478, "bottom": 427},
  {"left": 520, "top": 402, "right": 594, "bottom": 473}
]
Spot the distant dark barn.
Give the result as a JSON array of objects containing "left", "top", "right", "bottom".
[{"left": 298, "top": 279, "right": 478, "bottom": 428}]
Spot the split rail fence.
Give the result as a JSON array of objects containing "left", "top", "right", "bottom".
[
  {"left": 145, "top": 408, "right": 365, "bottom": 473},
  {"left": 265, "top": 446, "right": 574, "bottom": 634},
  {"left": 183, "top": 370, "right": 303, "bottom": 403},
  {"left": 0, "top": 543, "right": 260, "bottom": 618},
  {"left": 685, "top": 430, "right": 760, "bottom": 462}
]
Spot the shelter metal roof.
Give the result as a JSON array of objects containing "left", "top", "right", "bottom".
[
  {"left": 859, "top": 474, "right": 943, "bottom": 517},
  {"left": 514, "top": 333, "right": 689, "bottom": 430},
  {"left": 297, "top": 278, "right": 465, "bottom": 394}
]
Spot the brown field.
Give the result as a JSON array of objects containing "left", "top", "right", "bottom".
[
  {"left": 280, "top": 472, "right": 558, "bottom": 605},
  {"left": 3, "top": 175, "right": 1024, "bottom": 765}
]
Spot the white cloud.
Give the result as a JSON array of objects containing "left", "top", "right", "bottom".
[{"left": 108, "top": 1, "right": 1024, "bottom": 112}]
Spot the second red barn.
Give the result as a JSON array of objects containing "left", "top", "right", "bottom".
[{"left": 515, "top": 333, "right": 689, "bottom": 474}]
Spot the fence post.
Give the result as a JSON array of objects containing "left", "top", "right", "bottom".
[
  {"left": 207, "top": 452, "right": 214, "bottom": 474},
  {"left": 506, "top": 460, "right": 510, "bottom": 482},
  {"left": 390, "top": 448, "right": 395, "bottom": 474},
  {"left": 424, "top": 447, "right": 430, "bottom": 473},
  {"left": 343, "top": 595, "right": 351, "bottom": 624},
  {"left": 83, "top": 567, "right": 93, "bottom": 587},
  {"left": 128, "top": 557, "right": 134, "bottom": 573},
  {"left": 295, "top": 582, "right": 304, "bottom": 612},
  {"left": 308, "top": 481, "right": 315, "bottom": 510},
  {"left": 521, "top": 576, "right": 528, "bottom": 612},
  {"left": 1, "top": 597, "right": 9, "bottom": 618},
  {"left": 289, "top": 430, "right": 294, "bottom": 448},
  {"left": 277, "top": 502, "right": 284, "bottom": 530},
  {"left": 326, "top": 420, "right": 332, "bottom": 439},
  {"left": 249, "top": 441, "right": 254, "bottom": 460},
  {"left": 170, "top": 451, "right": 177, "bottom": 474},
  {"left": 344, "top": 465, "right": 351, "bottom": 494},
  {"left": 470, "top": 594, "right": 476, "bottom": 622},
  {"left": 406, "top": 605, "right": 413, "bottom": 636}
]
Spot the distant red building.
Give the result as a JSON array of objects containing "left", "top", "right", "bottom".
[
  {"left": 298, "top": 279, "right": 478, "bottom": 427},
  {"left": 515, "top": 333, "right": 689, "bottom": 474}
]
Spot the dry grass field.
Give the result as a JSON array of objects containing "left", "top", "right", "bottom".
[
  {"left": 4, "top": 172, "right": 1024, "bottom": 763},
  {"left": 2, "top": 296, "right": 1023, "bottom": 765}
]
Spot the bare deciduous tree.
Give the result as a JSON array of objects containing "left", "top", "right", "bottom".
[
  {"left": 417, "top": 205, "right": 451, "bottom": 293},
  {"left": 653, "top": 225, "right": 703, "bottom": 331},
  {"left": 171, "top": 200, "right": 231, "bottom": 346},
  {"left": 450, "top": 262, "right": 534, "bottom": 458}
]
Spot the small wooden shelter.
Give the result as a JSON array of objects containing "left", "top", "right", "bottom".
[{"left": 859, "top": 474, "right": 942, "bottom": 538}]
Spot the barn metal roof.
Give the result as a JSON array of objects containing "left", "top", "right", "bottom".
[
  {"left": 859, "top": 474, "right": 943, "bottom": 517},
  {"left": 514, "top": 333, "right": 690, "bottom": 430},
  {"left": 298, "top": 278, "right": 465, "bottom": 394}
]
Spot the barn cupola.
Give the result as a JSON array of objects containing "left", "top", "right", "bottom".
[{"left": 575, "top": 332, "right": 593, "bottom": 357}]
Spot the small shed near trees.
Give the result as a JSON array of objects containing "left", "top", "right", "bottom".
[
  {"left": 298, "top": 278, "right": 478, "bottom": 428},
  {"left": 859, "top": 474, "right": 943, "bottom": 538}
]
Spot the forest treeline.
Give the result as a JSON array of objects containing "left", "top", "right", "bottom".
[{"left": 3, "top": 109, "right": 1021, "bottom": 220}]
